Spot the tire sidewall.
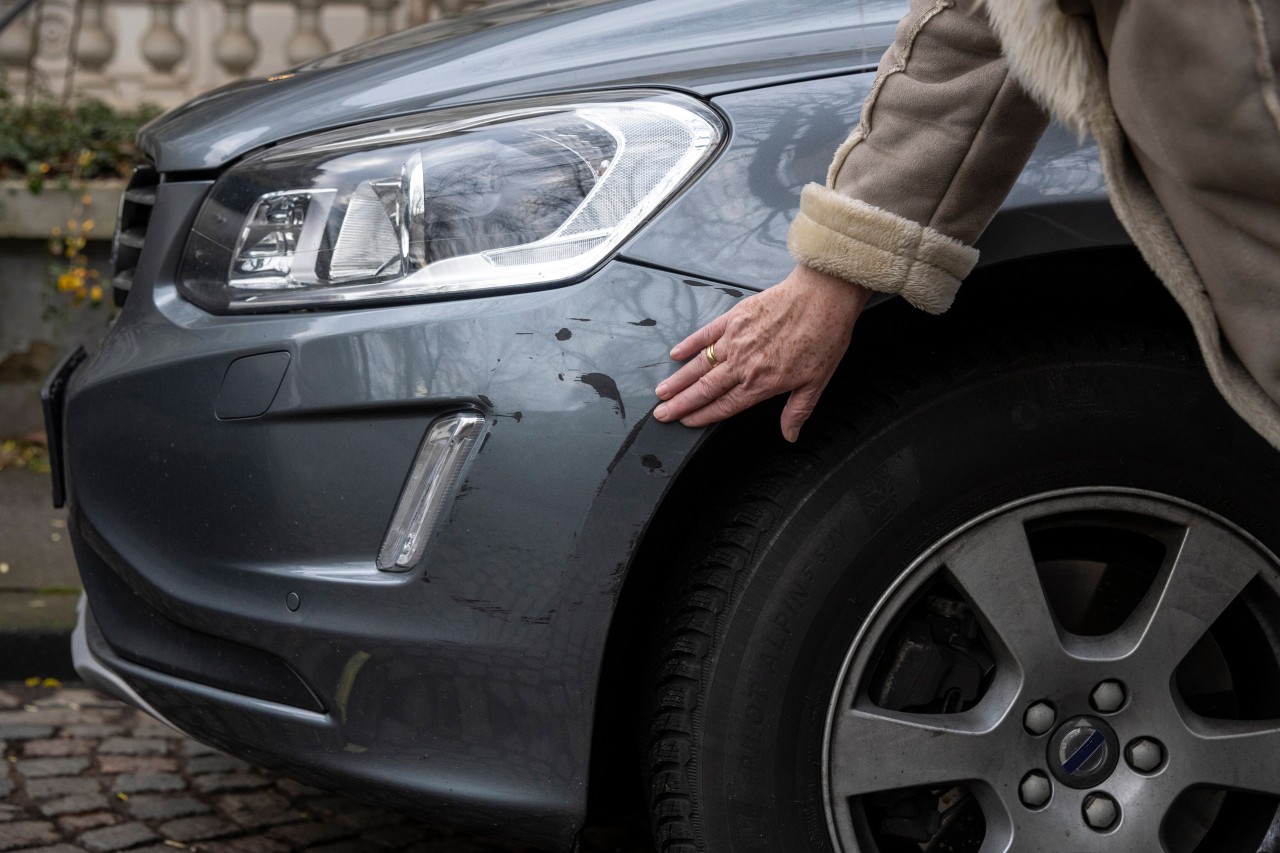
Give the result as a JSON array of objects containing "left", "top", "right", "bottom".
[{"left": 691, "top": 349, "right": 1280, "bottom": 853}]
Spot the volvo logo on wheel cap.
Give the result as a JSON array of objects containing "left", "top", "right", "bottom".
[{"left": 1047, "top": 716, "right": 1121, "bottom": 789}]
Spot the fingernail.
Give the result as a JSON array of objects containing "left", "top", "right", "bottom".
[
  {"left": 656, "top": 383, "right": 668, "bottom": 398},
  {"left": 669, "top": 348, "right": 679, "bottom": 359},
  {"left": 655, "top": 404, "right": 669, "bottom": 421}
]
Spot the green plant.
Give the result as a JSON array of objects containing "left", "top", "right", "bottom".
[
  {"left": 0, "top": 88, "right": 159, "bottom": 314},
  {"left": 0, "top": 437, "right": 50, "bottom": 473},
  {"left": 0, "top": 87, "right": 161, "bottom": 194},
  {"left": 48, "top": 207, "right": 104, "bottom": 310}
]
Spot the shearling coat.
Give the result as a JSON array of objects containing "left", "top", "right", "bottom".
[{"left": 788, "top": 0, "right": 1280, "bottom": 449}]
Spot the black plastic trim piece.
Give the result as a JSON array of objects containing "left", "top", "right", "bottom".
[
  {"left": 74, "top": 516, "right": 327, "bottom": 714},
  {"left": 41, "top": 345, "right": 87, "bottom": 509}
]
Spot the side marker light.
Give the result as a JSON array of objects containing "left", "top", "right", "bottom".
[{"left": 377, "top": 412, "right": 486, "bottom": 571}]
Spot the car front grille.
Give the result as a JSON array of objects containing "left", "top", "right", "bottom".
[{"left": 111, "top": 164, "right": 159, "bottom": 307}]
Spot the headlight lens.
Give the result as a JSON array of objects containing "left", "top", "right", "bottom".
[{"left": 178, "top": 92, "right": 723, "bottom": 312}]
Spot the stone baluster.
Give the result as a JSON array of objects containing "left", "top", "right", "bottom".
[
  {"left": 403, "top": 0, "right": 428, "bottom": 26},
  {"left": 74, "top": 0, "right": 116, "bottom": 75},
  {"left": 424, "top": 0, "right": 463, "bottom": 21},
  {"left": 286, "top": 0, "right": 330, "bottom": 65},
  {"left": 364, "top": 0, "right": 397, "bottom": 39},
  {"left": 0, "top": 1, "right": 37, "bottom": 76},
  {"left": 214, "top": 0, "right": 258, "bottom": 74},
  {"left": 140, "top": 0, "right": 186, "bottom": 73}
]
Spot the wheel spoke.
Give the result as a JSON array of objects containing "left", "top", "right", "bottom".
[
  {"left": 976, "top": 822, "right": 1014, "bottom": 853},
  {"left": 1096, "top": 796, "right": 1171, "bottom": 853},
  {"left": 1183, "top": 716, "right": 1280, "bottom": 795},
  {"left": 829, "top": 702, "right": 1005, "bottom": 799},
  {"left": 969, "top": 785, "right": 1014, "bottom": 853},
  {"left": 943, "top": 514, "right": 1063, "bottom": 673},
  {"left": 1116, "top": 517, "right": 1262, "bottom": 671}
]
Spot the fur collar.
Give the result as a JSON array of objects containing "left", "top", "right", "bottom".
[{"left": 978, "top": 0, "right": 1109, "bottom": 138}]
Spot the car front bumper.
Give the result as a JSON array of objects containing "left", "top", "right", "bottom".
[{"left": 57, "top": 176, "right": 743, "bottom": 846}]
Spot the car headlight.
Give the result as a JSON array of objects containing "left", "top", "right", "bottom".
[{"left": 177, "top": 91, "right": 724, "bottom": 313}]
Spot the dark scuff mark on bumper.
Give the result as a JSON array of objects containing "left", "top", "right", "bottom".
[
  {"left": 605, "top": 412, "right": 652, "bottom": 475},
  {"left": 450, "top": 596, "right": 512, "bottom": 621},
  {"left": 520, "top": 609, "right": 557, "bottom": 625},
  {"left": 578, "top": 373, "right": 625, "bottom": 419}
]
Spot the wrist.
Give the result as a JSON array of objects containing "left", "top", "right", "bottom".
[{"left": 792, "top": 264, "right": 872, "bottom": 309}]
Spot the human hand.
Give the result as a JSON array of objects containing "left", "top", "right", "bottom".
[{"left": 653, "top": 264, "right": 871, "bottom": 442}]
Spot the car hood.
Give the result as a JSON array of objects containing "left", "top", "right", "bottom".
[{"left": 140, "top": 0, "right": 903, "bottom": 171}]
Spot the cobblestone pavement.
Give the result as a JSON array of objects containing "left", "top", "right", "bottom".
[{"left": 0, "top": 682, "right": 650, "bottom": 853}]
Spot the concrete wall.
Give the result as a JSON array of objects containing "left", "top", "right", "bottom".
[
  {"left": 1, "top": 180, "right": 121, "bottom": 437},
  {"left": 0, "top": 237, "right": 113, "bottom": 438}
]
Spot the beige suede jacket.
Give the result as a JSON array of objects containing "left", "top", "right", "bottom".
[{"left": 788, "top": 0, "right": 1280, "bottom": 449}]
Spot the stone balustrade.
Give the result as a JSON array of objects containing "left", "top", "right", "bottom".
[{"left": 0, "top": 0, "right": 497, "bottom": 107}]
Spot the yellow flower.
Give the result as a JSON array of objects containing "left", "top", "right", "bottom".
[
  {"left": 38, "top": 162, "right": 50, "bottom": 174},
  {"left": 57, "top": 273, "right": 79, "bottom": 291},
  {"left": 51, "top": 226, "right": 62, "bottom": 237},
  {"left": 89, "top": 285, "right": 103, "bottom": 302},
  {"left": 82, "top": 219, "right": 95, "bottom": 233}
]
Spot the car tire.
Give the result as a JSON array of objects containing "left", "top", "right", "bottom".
[{"left": 644, "top": 325, "right": 1280, "bottom": 853}]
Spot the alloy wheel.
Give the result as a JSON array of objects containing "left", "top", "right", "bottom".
[{"left": 824, "top": 488, "right": 1280, "bottom": 852}]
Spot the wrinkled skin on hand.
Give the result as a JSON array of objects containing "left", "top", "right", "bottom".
[{"left": 653, "top": 264, "right": 871, "bottom": 442}]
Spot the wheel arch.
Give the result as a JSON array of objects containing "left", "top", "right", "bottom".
[{"left": 582, "top": 243, "right": 1198, "bottom": 826}]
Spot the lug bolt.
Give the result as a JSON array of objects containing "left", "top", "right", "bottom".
[
  {"left": 1083, "top": 793, "right": 1119, "bottom": 830},
  {"left": 1090, "top": 680, "right": 1126, "bottom": 713},
  {"left": 1024, "top": 701, "right": 1057, "bottom": 735},
  {"left": 1125, "top": 737, "right": 1165, "bottom": 773},
  {"left": 1019, "top": 771, "right": 1052, "bottom": 809}
]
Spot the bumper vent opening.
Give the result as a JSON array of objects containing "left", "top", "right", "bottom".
[
  {"left": 75, "top": 514, "right": 327, "bottom": 714},
  {"left": 111, "top": 164, "right": 159, "bottom": 307}
]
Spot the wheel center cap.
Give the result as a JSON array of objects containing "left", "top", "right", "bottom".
[{"left": 1047, "top": 715, "right": 1120, "bottom": 789}]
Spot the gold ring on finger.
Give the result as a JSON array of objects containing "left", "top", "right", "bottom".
[{"left": 704, "top": 343, "right": 719, "bottom": 369}]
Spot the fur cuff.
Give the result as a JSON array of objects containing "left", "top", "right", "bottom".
[{"left": 787, "top": 184, "right": 979, "bottom": 315}]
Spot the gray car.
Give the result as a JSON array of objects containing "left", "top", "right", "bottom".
[{"left": 45, "top": 0, "right": 1280, "bottom": 851}]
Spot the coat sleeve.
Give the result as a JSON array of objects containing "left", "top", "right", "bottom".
[{"left": 787, "top": 0, "right": 1050, "bottom": 313}]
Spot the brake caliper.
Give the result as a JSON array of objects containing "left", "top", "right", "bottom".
[
  {"left": 870, "top": 594, "right": 995, "bottom": 714},
  {"left": 863, "top": 593, "right": 995, "bottom": 850}
]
